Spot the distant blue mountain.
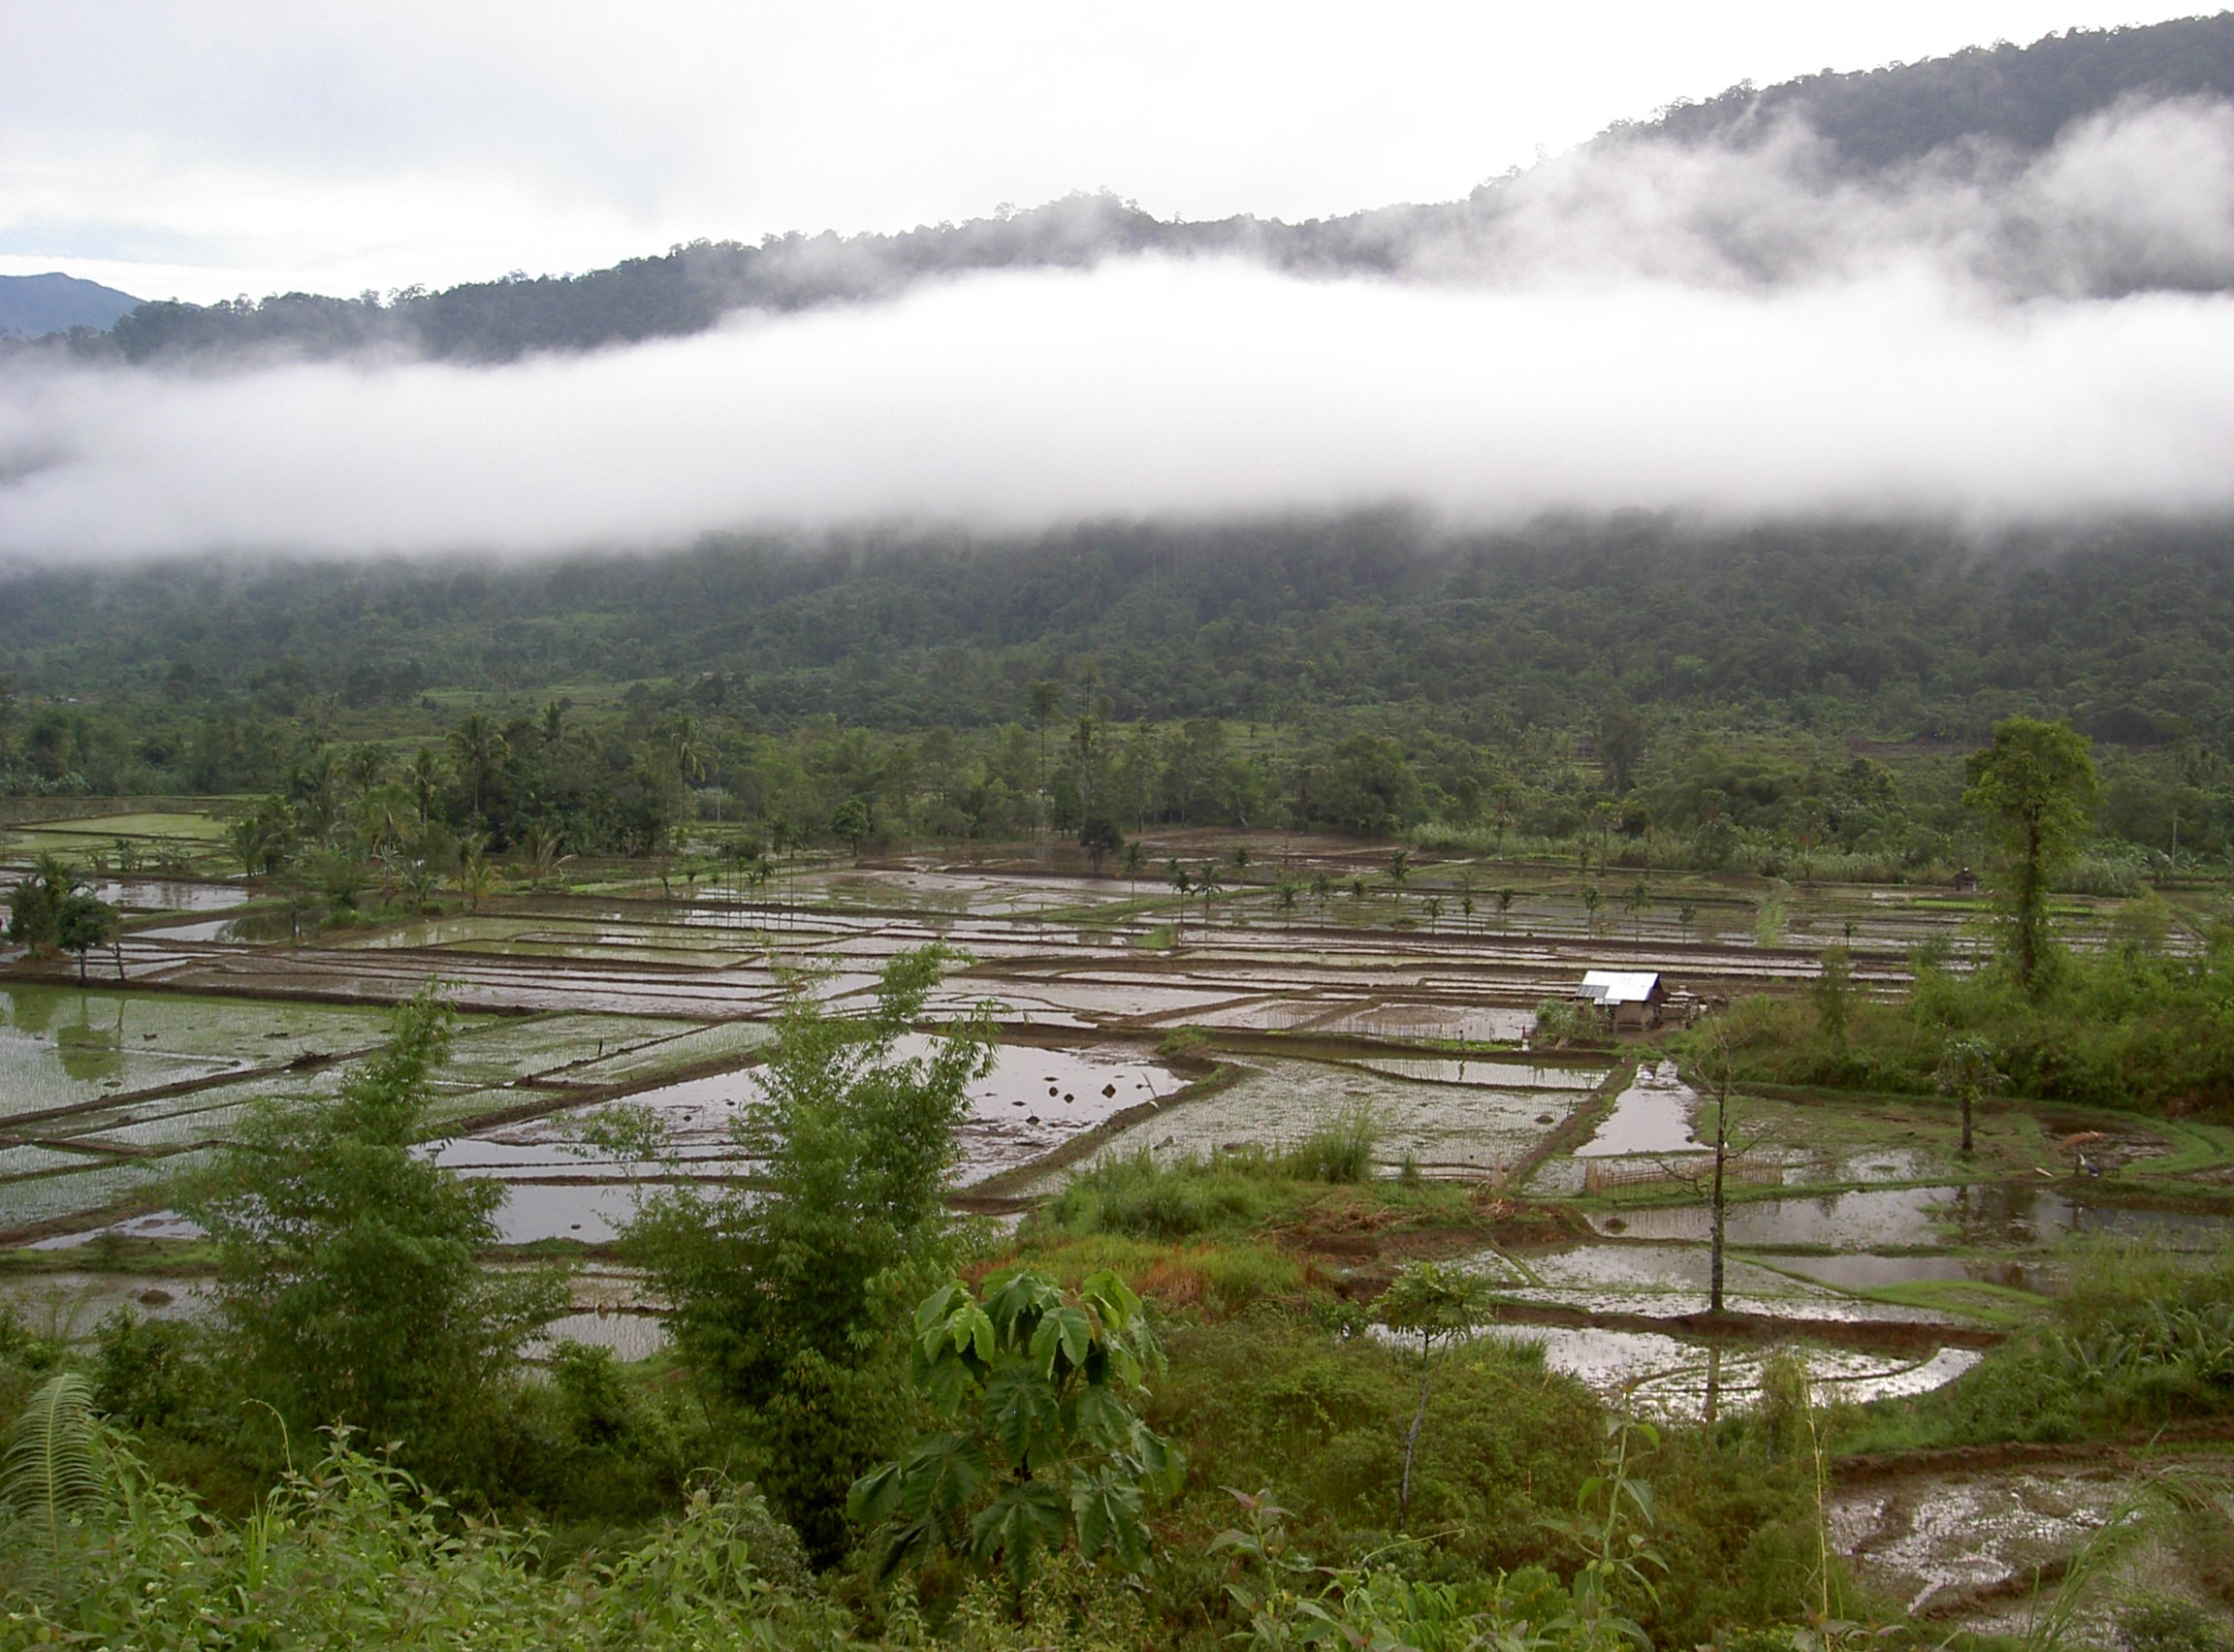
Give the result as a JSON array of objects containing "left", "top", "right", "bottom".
[{"left": 0, "top": 271, "right": 143, "bottom": 337}]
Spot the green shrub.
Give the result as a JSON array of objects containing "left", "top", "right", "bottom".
[
  {"left": 1282, "top": 1103, "right": 1380, "bottom": 1184},
  {"left": 1039, "top": 1148, "right": 1276, "bottom": 1241}
]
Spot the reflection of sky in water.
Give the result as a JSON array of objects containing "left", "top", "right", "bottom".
[
  {"left": 1577, "top": 1063, "right": 1703, "bottom": 1157},
  {"left": 426, "top": 1038, "right": 1182, "bottom": 1234},
  {"left": 1462, "top": 1324, "right": 1981, "bottom": 1420}
]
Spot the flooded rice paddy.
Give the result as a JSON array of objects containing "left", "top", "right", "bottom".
[{"left": 8, "top": 819, "right": 2233, "bottom": 1477}]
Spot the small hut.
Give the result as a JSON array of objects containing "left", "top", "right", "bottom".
[{"left": 1579, "top": 969, "right": 1666, "bottom": 1032}]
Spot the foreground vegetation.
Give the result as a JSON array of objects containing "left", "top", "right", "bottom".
[{"left": 5, "top": 717, "right": 2233, "bottom": 1647}]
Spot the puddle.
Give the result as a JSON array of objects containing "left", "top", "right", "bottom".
[{"left": 1577, "top": 1063, "right": 1704, "bottom": 1158}]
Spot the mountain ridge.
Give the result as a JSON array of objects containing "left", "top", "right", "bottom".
[
  {"left": 16, "top": 12, "right": 2234, "bottom": 365},
  {"left": 0, "top": 271, "right": 142, "bottom": 338}
]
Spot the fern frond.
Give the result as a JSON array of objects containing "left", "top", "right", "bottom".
[{"left": 2, "top": 1371, "right": 104, "bottom": 1589}]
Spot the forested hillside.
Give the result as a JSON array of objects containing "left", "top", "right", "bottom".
[
  {"left": 21, "top": 12, "right": 2232, "bottom": 365},
  {"left": 2, "top": 517, "right": 2227, "bottom": 868},
  {"left": 5, "top": 516, "right": 2226, "bottom": 746}
]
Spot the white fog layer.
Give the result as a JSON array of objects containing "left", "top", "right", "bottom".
[{"left": 5, "top": 100, "right": 2234, "bottom": 557}]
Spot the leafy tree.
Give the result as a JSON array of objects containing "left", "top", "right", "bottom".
[
  {"left": 1596, "top": 699, "right": 1648, "bottom": 794},
  {"left": 54, "top": 892, "right": 119, "bottom": 984},
  {"left": 180, "top": 988, "right": 562, "bottom": 1475},
  {"left": 1080, "top": 813, "right": 1123, "bottom": 874},
  {"left": 1375, "top": 1261, "right": 1490, "bottom": 1532},
  {"left": 847, "top": 1267, "right": 1178, "bottom": 1587},
  {"left": 623, "top": 947, "right": 996, "bottom": 1558},
  {"left": 227, "top": 798, "right": 295, "bottom": 878},
  {"left": 1963, "top": 716, "right": 2099, "bottom": 991},
  {"left": 830, "top": 796, "right": 874, "bottom": 858},
  {"left": 4, "top": 852, "right": 77, "bottom": 955}
]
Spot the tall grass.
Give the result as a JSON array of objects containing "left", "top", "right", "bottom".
[
  {"left": 1839, "top": 1238, "right": 2234, "bottom": 1455},
  {"left": 1042, "top": 1108, "right": 1383, "bottom": 1242},
  {"left": 1283, "top": 1103, "right": 1381, "bottom": 1184}
]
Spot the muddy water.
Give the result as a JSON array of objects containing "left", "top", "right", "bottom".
[
  {"left": 0, "top": 1270, "right": 214, "bottom": 1336},
  {"left": 1576, "top": 1063, "right": 1704, "bottom": 1158},
  {"left": 1592, "top": 1186, "right": 2234, "bottom": 1252},
  {"left": 1831, "top": 1467, "right": 2135, "bottom": 1621},
  {"left": 0, "top": 985, "right": 394, "bottom": 1122},
  {"left": 1483, "top": 1242, "right": 1959, "bottom": 1324},
  {"left": 422, "top": 1038, "right": 1184, "bottom": 1238},
  {"left": 1478, "top": 1325, "right": 1983, "bottom": 1421},
  {"left": 96, "top": 880, "right": 248, "bottom": 912},
  {"left": 1770, "top": 1251, "right": 2060, "bottom": 1292},
  {"left": 1060, "top": 1057, "right": 1580, "bottom": 1185},
  {"left": 1351, "top": 1056, "right": 1607, "bottom": 1091}
]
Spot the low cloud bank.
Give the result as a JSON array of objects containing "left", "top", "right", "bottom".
[
  {"left": 4, "top": 256, "right": 2234, "bottom": 557},
  {"left": 1418, "top": 97, "right": 2234, "bottom": 299},
  {"left": 6, "top": 99, "right": 2234, "bottom": 560}
]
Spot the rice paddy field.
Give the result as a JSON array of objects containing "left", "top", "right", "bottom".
[{"left": 5, "top": 803, "right": 2232, "bottom": 1628}]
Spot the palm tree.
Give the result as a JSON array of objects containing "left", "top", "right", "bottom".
[
  {"left": 447, "top": 715, "right": 506, "bottom": 821},
  {"left": 1423, "top": 895, "right": 1444, "bottom": 934},
  {"left": 1166, "top": 859, "right": 1191, "bottom": 936},
  {"left": 407, "top": 747, "right": 444, "bottom": 823},
  {"left": 1496, "top": 886, "right": 1518, "bottom": 928},
  {"left": 454, "top": 836, "right": 499, "bottom": 912},
  {"left": 1028, "top": 681, "right": 1062, "bottom": 836},
  {"left": 1277, "top": 877, "right": 1300, "bottom": 928},
  {"left": 1580, "top": 883, "right": 1604, "bottom": 933},
  {"left": 1388, "top": 847, "right": 1412, "bottom": 912},
  {"left": 1196, "top": 861, "right": 1224, "bottom": 930},
  {"left": 1120, "top": 840, "right": 1146, "bottom": 897},
  {"left": 344, "top": 743, "right": 389, "bottom": 796},
  {"left": 518, "top": 822, "right": 570, "bottom": 891},
  {"left": 669, "top": 715, "right": 706, "bottom": 789},
  {"left": 1625, "top": 876, "right": 1653, "bottom": 940}
]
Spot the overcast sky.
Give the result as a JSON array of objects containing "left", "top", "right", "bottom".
[{"left": 0, "top": 1, "right": 2211, "bottom": 303}]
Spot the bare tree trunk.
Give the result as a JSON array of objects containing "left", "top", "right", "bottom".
[
  {"left": 1399, "top": 1334, "right": 1432, "bottom": 1533},
  {"left": 1961, "top": 1089, "right": 1974, "bottom": 1155},
  {"left": 1709, "top": 1070, "right": 1731, "bottom": 1316}
]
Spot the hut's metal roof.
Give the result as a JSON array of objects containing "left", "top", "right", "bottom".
[{"left": 1579, "top": 969, "right": 1662, "bottom": 1005}]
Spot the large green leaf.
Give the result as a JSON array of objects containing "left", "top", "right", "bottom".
[
  {"left": 1029, "top": 1304, "right": 1094, "bottom": 1379},
  {"left": 969, "top": 1480, "right": 1067, "bottom": 1588},
  {"left": 982, "top": 1362, "right": 1064, "bottom": 1467},
  {"left": 1069, "top": 1469, "right": 1149, "bottom": 1571}
]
